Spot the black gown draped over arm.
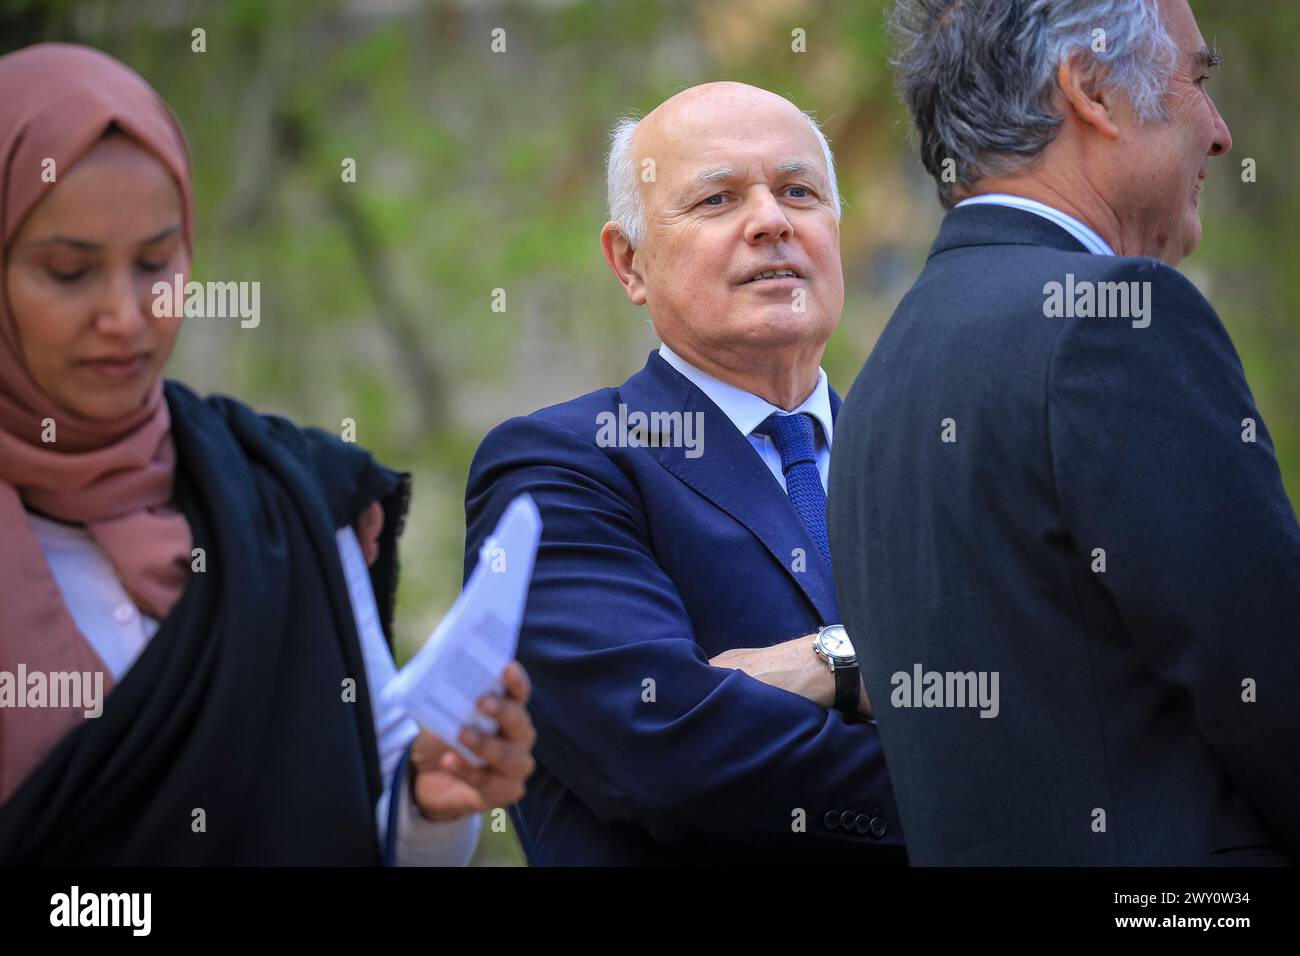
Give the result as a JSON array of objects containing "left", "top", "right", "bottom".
[{"left": 0, "top": 381, "right": 410, "bottom": 865}]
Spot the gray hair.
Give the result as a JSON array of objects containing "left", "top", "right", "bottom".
[
  {"left": 606, "top": 109, "right": 843, "bottom": 248},
  {"left": 889, "top": 0, "right": 1180, "bottom": 206}
]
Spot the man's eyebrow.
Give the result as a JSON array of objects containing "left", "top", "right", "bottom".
[
  {"left": 670, "top": 167, "right": 736, "bottom": 204},
  {"left": 1192, "top": 44, "right": 1222, "bottom": 71},
  {"left": 692, "top": 167, "right": 737, "bottom": 185},
  {"left": 775, "top": 160, "right": 818, "bottom": 177},
  {"left": 687, "top": 161, "right": 822, "bottom": 190},
  {"left": 30, "top": 224, "right": 182, "bottom": 250}
]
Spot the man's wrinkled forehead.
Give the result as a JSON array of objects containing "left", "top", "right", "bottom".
[
  {"left": 1164, "top": 0, "right": 1210, "bottom": 59},
  {"left": 635, "top": 98, "right": 828, "bottom": 204}
]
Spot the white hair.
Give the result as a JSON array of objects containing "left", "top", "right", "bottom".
[
  {"left": 890, "top": 0, "right": 1183, "bottom": 206},
  {"left": 606, "top": 109, "right": 843, "bottom": 248}
]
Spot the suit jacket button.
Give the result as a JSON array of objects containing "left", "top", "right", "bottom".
[
  {"left": 839, "top": 810, "right": 856, "bottom": 831},
  {"left": 823, "top": 811, "right": 840, "bottom": 830},
  {"left": 868, "top": 817, "right": 887, "bottom": 838},
  {"left": 854, "top": 814, "right": 872, "bottom": 835}
]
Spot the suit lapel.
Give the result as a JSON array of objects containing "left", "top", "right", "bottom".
[{"left": 620, "top": 352, "right": 841, "bottom": 624}]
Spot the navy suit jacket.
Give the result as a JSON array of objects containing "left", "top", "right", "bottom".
[
  {"left": 465, "top": 351, "right": 905, "bottom": 865},
  {"left": 830, "top": 204, "right": 1300, "bottom": 865}
]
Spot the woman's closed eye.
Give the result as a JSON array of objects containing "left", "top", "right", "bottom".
[
  {"left": 44, "top": 258, "right": 171, "bottom": 283},
  {"left": 46, "top": 263, "right": 91, "bottom": 283}
]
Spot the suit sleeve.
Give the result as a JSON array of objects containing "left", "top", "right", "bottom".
[
  {"left": 1048, "top": 259, "right": 1300, "bottom": 851},
  {"left": 465, "top": 414, "right": 903, "bottom": 858}
]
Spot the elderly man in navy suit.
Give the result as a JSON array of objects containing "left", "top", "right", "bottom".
[
  {"left": 465, "top": 81, "right": 904, "bottom": 865},
  {"left": 831, "top": 0, "right": 1300, "bottom": 865}
]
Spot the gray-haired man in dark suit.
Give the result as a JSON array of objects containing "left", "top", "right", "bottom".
[{"left": 831, "top": 0, "right": 1300, "bottom": 865}]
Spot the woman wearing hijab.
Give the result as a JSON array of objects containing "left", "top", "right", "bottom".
[{"left": 0, "top": 43, "right": 535, "bottom": 865}]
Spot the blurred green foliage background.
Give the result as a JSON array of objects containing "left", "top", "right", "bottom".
[{"left": 4, "top": 0, "right": 1296, "bottom": 864}]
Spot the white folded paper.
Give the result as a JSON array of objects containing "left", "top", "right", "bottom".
[{"left": 382, "top": 493, "right": 542, "bottom": 766}]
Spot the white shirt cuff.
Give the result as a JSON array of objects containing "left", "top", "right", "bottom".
[{"left": 392, "top": 764, "right": 481, "bottom": 867}]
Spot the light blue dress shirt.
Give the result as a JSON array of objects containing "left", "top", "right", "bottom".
[
  {"left": 657, "top": 342, "right": 833, "bottom": 493},
  {"left": 955, "top": 193, "right": 1116, "bottom": 256}
]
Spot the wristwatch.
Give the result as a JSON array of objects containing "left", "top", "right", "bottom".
[{"left": 812, "top": 624, "right": 860, "bottom": 714}]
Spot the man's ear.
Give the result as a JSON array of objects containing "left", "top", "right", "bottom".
[
  {"left": 1056, "top": 54, "right": 1121, "bottom": 141},
  {"left": 600, "top": 221, "right": 647, "bottom": 305}
]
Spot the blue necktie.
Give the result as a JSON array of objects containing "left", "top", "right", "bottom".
[{"left": 761, "top": 412, "right": 831, "bottom": 571}]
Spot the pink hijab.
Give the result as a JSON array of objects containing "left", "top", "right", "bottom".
[{"left": 0, "top": 44, "right": 196, "bottom": 802}]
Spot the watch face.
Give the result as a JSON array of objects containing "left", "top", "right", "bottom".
[{"left": 820, "top": 625, "right": 853, "bottom": 657}]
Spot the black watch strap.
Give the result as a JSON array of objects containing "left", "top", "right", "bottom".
[{"left": 833, "top": 663, "right": 860, "bottom": 714}]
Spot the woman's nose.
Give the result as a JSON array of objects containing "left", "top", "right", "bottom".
[{"left": 94, "top": 267, "right": 150, "bottom": 337}]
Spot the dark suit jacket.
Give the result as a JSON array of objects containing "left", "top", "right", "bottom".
[
  {"left": 465, "top": 351, "right": 905, "bottom": 865},
  {"left": 829, "top": 203, "right": 1300, "bottom": 865}
]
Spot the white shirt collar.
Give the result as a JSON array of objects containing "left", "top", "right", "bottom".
[
  {"left": 657, "top": 343, "right": 834, "bottom": 446},
  {"left": 955, "top": 193, "right": 1116, "bottom": 256}
]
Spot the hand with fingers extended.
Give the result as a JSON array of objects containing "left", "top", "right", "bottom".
[{"left": 407, "top": 661, "right": 537, "bottom": 822}]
